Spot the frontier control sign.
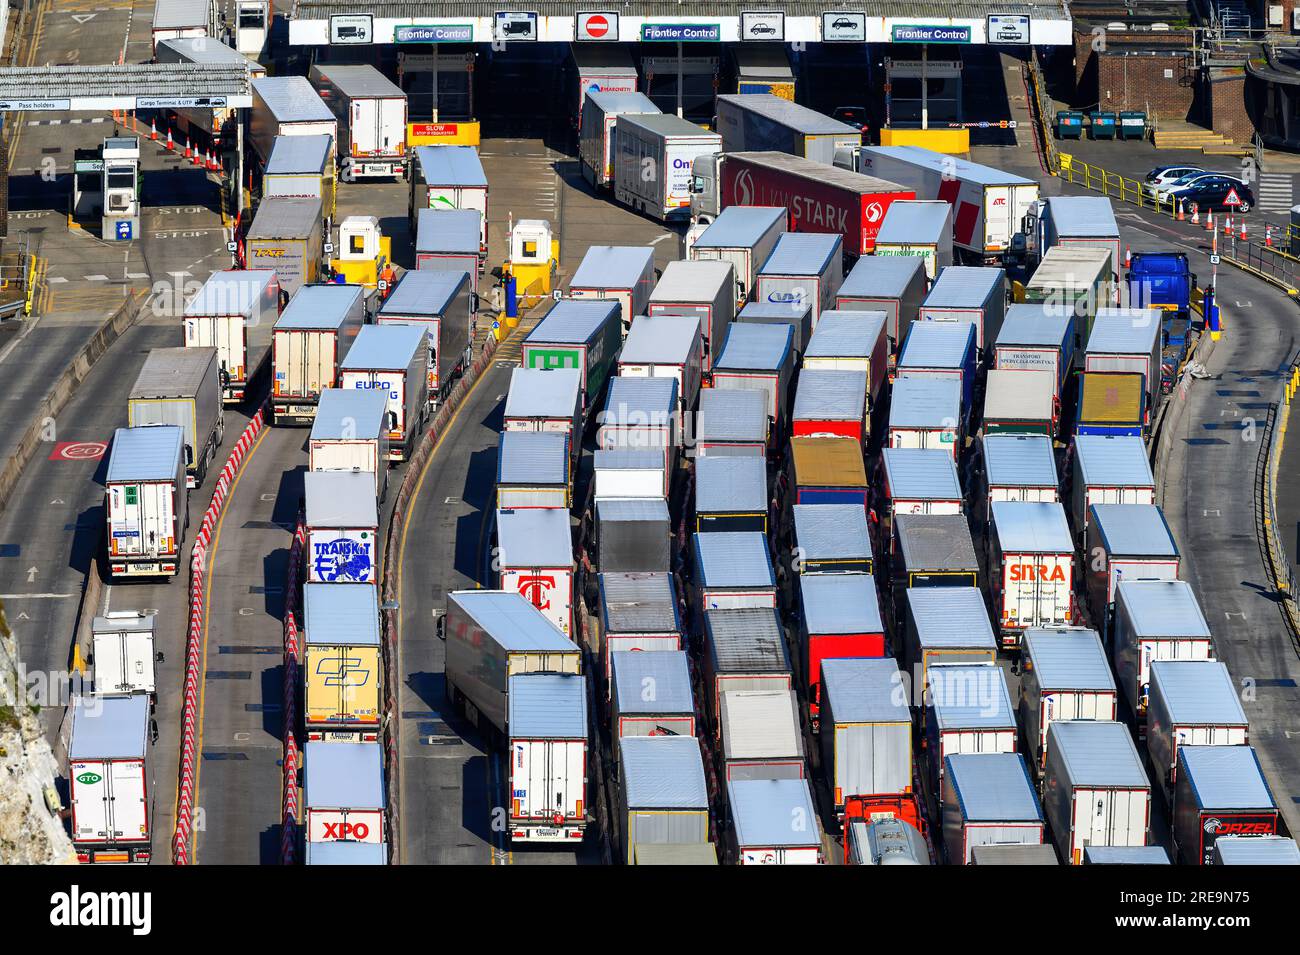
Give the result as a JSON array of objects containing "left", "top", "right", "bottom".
[
  {"left": 394, "top": 24, "right": 474, "bottom": 43},
  {"left": 891, "top": 24, "right": 972, "bottom": 43},
  {"left": 640, "top": 23, "right": 722, "bottom": 42}
]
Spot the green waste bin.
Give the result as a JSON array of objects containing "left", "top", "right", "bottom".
[
  {"left": 1055, "top": 110, "right": 1084, "bottom": 140},
  {"left": 1118, "top": 111, "right": 1147, "bottom": 140},
  {"left": 1089, "top": 111, "right": 1118, "bottom": 140}
]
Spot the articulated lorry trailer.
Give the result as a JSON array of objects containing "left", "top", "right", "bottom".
[
  {"left": 714, "top": 94, "right": 861, "bottom": 164},
  {"left": 308, "top": 64, "right": 408, "bottom": 181}
]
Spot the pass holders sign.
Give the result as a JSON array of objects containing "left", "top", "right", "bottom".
[
  {"left": 329, "top": 14, "right": 372, "bottom": 44},
  {"left": 576, "top": 11, "right": 618, "bottom": 41},
  {"left": 822, "top": 12, "right": 866, "bottom": 41},
  {"left": 495, "top": 11, "right": 539, "bottom": 42},
  {"left": 741, "top": 12, "right": 784, "bottom": 41},
  {"left": 988, "top": 14, "right": 1030, "bottom": 44},
  {"left": 0, "top": 98, "right": 70, "bottom": 110},
  {"left": 890, "top": 24, "right": 972, "bottom": 43},
  {"left": 395, "top": 23, "right": 475, "bottom": 43},
  {"left": 640, "top": 22, "right": 722, "bottom": 42}
]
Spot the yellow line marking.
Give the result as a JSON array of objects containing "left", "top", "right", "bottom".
[{"left": 188, "top": 426, "right": 268, "bottom": 865}]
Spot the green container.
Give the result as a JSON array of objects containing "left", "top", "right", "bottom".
[
  {"left": 1118, "top": 111, "right": 1147, "bottom": 140},
  {"left": 1055, "top": 110, "right": 1084, "bottom": 140},
  {"left": 1088, "top": 111, "right": 1118, "bottom": 140}
]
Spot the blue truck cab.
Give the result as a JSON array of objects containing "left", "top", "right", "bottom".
[{"left": 1126, "top": 251, "right": 1196, "bottom": 393}]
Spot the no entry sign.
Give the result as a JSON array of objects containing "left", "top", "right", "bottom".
[{"left": 577, "top": 11, "right": 618, "bottom": 40}]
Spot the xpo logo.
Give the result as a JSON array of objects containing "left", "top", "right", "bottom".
[{"left": 322, "top": 821, "right": 372, "bottom": 841}]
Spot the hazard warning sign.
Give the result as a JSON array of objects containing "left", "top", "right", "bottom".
[{"left": 1223, "top": 187, "right": 1243, "bottom": 207}]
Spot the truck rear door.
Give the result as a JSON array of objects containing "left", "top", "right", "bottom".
[
  {"left": 1003, "top": 552, "right": 1072, "bottom": 630},
  {"left": 96, "top": 634, "right": 128, "bottom": 693},
  {"left": 381, "top": 97, "right": 406, "bottom": 156},
  {"left": 351, "top": 97, "right": 379, "bottom": 157},
  {"left": 70, "top": 759, "right": 111, "bottom": 842},
  {"left": 513, "top": 738, "right": 585, "bottom": 831},
  {"left": 109, "top": 759, "right": 148, "bottom": 841},
  {"left": 983, "top": 185, "right": 1013, "bottom": 253},
  {"left": 111, "top": 482, "right": 175, "bottom": 557}
]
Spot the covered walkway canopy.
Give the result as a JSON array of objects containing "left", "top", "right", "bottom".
[{"left": 0, "top": 63, "right": 253, "bottom": 112}]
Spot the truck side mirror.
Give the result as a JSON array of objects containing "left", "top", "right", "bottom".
[
  {"left": 434, "top": 610, "right": 446, "bottom": 641},
  {"left": 156, "top": 651, "right": 165, "bottom": 663}
]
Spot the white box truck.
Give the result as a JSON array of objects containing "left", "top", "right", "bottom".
[
  {"left": 874, "top": 200, "right": 954, "bottom": 280},
  {"left": 378, "top": 269, "right": 475, "bottom": 406},
  {"left": 1112, "top": 579, "right": 1214, "bottom": 726},
  {"left": 91, "top": 611, "right": 158, "bottom": 697},
  {"left": 339, "top": 324, "right": 429, "bottom": 463},
  {"left": 507, "top": 673, "right": 589, "bottom": 843},
  {"left": 308, "top": 388, "right": 391, "bottom": 500},
  {"left": 249, "top": 76, "right": 339, "bottom": 165},
  {"left": 689, "top": 205, "right": 787, "bottom": 304},
  {"left": 106, "top": 426, "right": 188, "bottom": 579},
  {"left": 714, "top": 95, "right": 861, "bottom": 164},
  {"left": 496, "top": 507, "right": 575, "bottom": 637},
  {"left": 646, "top": 259, "right": 735, "bottom": 373},
  {"left": 409, "top": 145, "right": 488, "bottom": 256},
  {"left": 568, "top": 245, "right": 656, "bottom": 336},
  {"left": 243, "top": 196, "right": 324, "bottom": 296},
  {"left": 303, "top": 583, "right": 383, "bottom": 741},
  {"left": 613, "top": 113, "right": 721, "bottom": 222},
  {"left": 304, "top": 741, "right": 386, "bottom": 846},
  {"left": 990, "top": 501, "right": 1075, "bottom": 648},
  {"left": 272, "top": 283, "right": 365, "bottom": 425},
  {"left": 151, "top": 0, "right": 215, "bottom": 52},
  {"left": 1044, "top": 721, "right": 1151, "bottom": 865},
  {"left": 128, "top": 346, "right": 224, "bottom": 489},
  {"left": 68, "top": 694, "right": 153, "bottom": 863},
  {"left": 304, "top": 470, "right": 379, "bottom": 584},
  {"left": 183, "top": 269, "right": 283, "bottom": 404},
  {"left": 579, "top": 90, "right": 661, "bottom": 188},
  {"left": 308, "top": 63, "right": 408, "bottom": 181},
  {"left": 1019, "top": 627, "right": 1117, "bottom": 778}
]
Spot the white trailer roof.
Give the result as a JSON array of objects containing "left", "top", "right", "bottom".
[
  {"left": 868, "top": 144, "right": 1036, "bottom": 187},
  {"left": 184, "top": 268, "right": 278, "bottom": 318},
  {"left": 692, "top": 205, "right": 786, "bottom": 249},
  {"left": 840, "top": 254, "right": 926, "bottom": 300},
  {"left": 721, "top": 689, "right": 803, "bottom": 762},
  {"left": 413, "top": 145, "right": 487, "bottom": 187},
  {"left": 304, "top": 470, "right": 378, "bottom": 527},
  {"left": 613, "top": 650, "right": 693, "bottom": 715},
  {"left": 821, "top": 657, "right": 909, "bottom": 725},
  {"left": 945, "top": 753, "right": 1042, "bottom": 822},
  {"left": 799, "top": 573, "right": 883, "bottom": 634},
  {"left": 991, "top": 501, "right": 1073, "bottom": 553},
  {"left": 341, "top": 324, "right": 425, "bottom": 372},
  {"left": 983, "top": 434, "right": 1058, "bottom": 488},
  {"left": 275, "top": 283, "right": 360, "bottom": 330},
  {"left": 620, "top": 315, "right": 700, "bottom": 365},
  {"left": 982, "top": 369, "right": 1055, "bottom": 422},
  {"left": 498, "top": 431, "right": 568, "bottom": 485},
  {"left": 599, "top": 572, "right": 678, "bottom": 634},
  {"left": 621, "top": 736, "right": 708, "bottom": 809},
  {"left": 381, "top": 268, "right": 470, "bottom": 318},
  {"left": 1047, "top": 195, "right": 1119, "bottom": 238},
  {"left": 907, "top": 587, "right": 997, "bottom": 650},
  {"left": 1115, "top": 580, "right": 1211, "bottom": 637},
  {"left": 252, "top": 75, "right": 334, "bottom": 123},
  {"left": 803, "top": 310, "right": 886, "bottom": 360},
  {"left": 696, "top": 455, "right": 767, "bottom": 514},
  {"left": 923, "top": 265, "right": 1004, "bottom": 309},
  {"left": 415, "top": 207, "right": 480, "bottom": 255},
  {"left": 898, "top": 319, "right": 974, "bottom": 369},
  {"left": 504, "top": 367, "right": 581, "bottom": 419},
  {"left": 792, "top": 504, "right": 871, "bottom": 562},
  {"left": 1150, "top": 661, "right": 1247, "bottom": 727},
  {"left": 895, "top": 514, "right": 979, "bottom": 572},
  {"left": 448, "top": 590, "right": 574, "bottom": 652},
  {"left": 69, "top": 694, "right": 149, "bottom": 760},
  {"left": 1074, "top": 434, "right": 1154, "bottom": 488},
  {"left": 932, "top": 664, "right": 1015, "bottom": 731},
  {"left": 997, "top": 304, "right": 1074, "bottom": 348},
  {"left": 1086, "top": 308, "right": 1161, "bottom": 355},
  {"left": 496, "top": 507, "right": 572, "bottom": 568},
  {"left": 759, "top": 232, "right": 841, "bottom": 276},
  {"left": 311, "top": 388, "right": 388, "bottom": 442},
  {"left": 507, "top": 673, "right": 587, "bottom": 739},
  {"left": 107, "top": 425, "right": 184, "bottom": 483},
  {"left": 728, "top": 778, "right": 820, "bottom": 848},
  {"left": 697, "top": 388, "right": 768, "bottom": 442},
  {"left": 889, "top": 376, "right": 961, "bottom": 430},
  {"left": 1091, "top": 503, "right": 1178, "bottom": 558},
  {"left": 1047, "top": 721, "right": 1148, "bottom": 788},
  {"left": 570, "top": 245, "right": 654, "bottom": 289},
  {"left": 1022, "top": 628, "right": 1114, "bottom": 691},
  {"left": 649, "top": 259, "right": 733, "bottom": 304},
  {"left": 303, "top": 583, "right": 380, "bottom": 647},
  {"left": 694, "top": 532, "right": 774, "bottom": 590},
  {"left": 883, "top": 447, "right": 962, "bottom": 500},
  {"left": 304, "top": 741, "right": 384, "bottom": 809},
  {"left": 876, "top": 200, "right": 950, "bottom": 245},
  {"left": 1179, "top": 745, "right": 1273, "bottom": 810},
  {"left": 793, "top": 369, "right": 866, "bottom": 421},
  {"left": 1215, "top": 835, "right": 1300, "bottom": 865}
]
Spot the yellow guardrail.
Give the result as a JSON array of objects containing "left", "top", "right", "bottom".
[{"left": 1056, "top": 152, "right": 1197, "bottom": 220}]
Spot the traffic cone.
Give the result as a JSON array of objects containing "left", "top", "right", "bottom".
[
  {"left": 1124, "top": 245, "right": 1131, "bottom": 268},
  {"left": 1205, "top": 211, "right": 1213, "bottom": 232},
  {"left": 165, "top": 128, "right": 174, "bottom": 151},
  {"left": 1266, "top": 225, "right": 1274, "bottom": 247},
  {"left": 150, "top": 117, "right": 158, "bottom": 141},
  {"left": 184, "top": 137, "right": 192, "bottom": 159},
  {"left": 1224, "top": 215, "right": 1232, "bottom": 236},
  {"left": 1176, "top": 199, "right": 1185, "bottom": 221},
  {"left": 1191, "top": 203, "right": 1200, "bottom": 225},
  {"left": 1240, "top": 219, "right": 1247, "bottom": 241},
  {"left": 209, "top": 149, "right": 220, "bottom": 172}
]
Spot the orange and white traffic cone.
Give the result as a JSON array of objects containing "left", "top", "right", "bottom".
[
  {"left": 183, "top": 137, "right": 192, "bottom": 159},
  {"left": 1176, "top": 200, "right": 1184, "bottom": 221},
  {"left": 1266, "top": 225, "right": 1274, "bottom": 247},
  {"left": 150, "top": 117, "right": 158, "bottom": 141},
  {"left": 165, "top": 128, "right": 174, "bottom": 151},
  {"left": 1206, "top": 212, "right": 1214, "bottom": 233},
  {"left": 1240, "top": 219, "right": 1247, "bottom": 241},
  {"left": 1224, "top": 215, "right": 1233, "bottom": 236},
  {"left": 1124, "top": 245, "right": 1132, "bottom": 268},
  {"left": 1191, "top": 203, "right": 1200, "bottom": 225}
]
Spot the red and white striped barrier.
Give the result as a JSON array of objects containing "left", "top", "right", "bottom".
[
  {"left": 173, "top": 403, "right": 268, "bottom": 865},
  {"left": 281, "top": 516, "right": 306, "bottom": 865}
]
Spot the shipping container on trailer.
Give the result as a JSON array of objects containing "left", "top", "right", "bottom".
[
  {"left": 151, "top": 0, "right": 216, "bottom": 52},
  {"left": 792, "top": 369, "right": 869, "bottom": 447},
  {"left": 304, "top": 740, "right": 386, "bottom": 846},
  {"left": 308, "top": 63, "right": 408, "bottom": 180},
  {"left": 128, "top": 346, "right": 223, "bottom": 489},
  {"left": 715, "top": 94, "right": 861, "bottom": 163},
  {"left": 1084, "top": 503, "right": 1180, "bottom": 630},
  {"left": 503, "top": 368, "right": 583, "bottom": 456},
  {"left": 521, "top": 299, "right": 622, "bottom": 414},
  {"left": 1214, "top": 834, "right": 1300, "bottom": 865},
  {"left": 689, "top": 205, "right": 787, "bottom": 304},
  {"left": 874, "top": 201, "right": 954, "bottom": 280},
  {"left": 309, "top": 388, "right": 390, "bottom": 500},
  {"left": 579, "top": 90, "right": 660, "bottom": 187},
  {"left": 1043, "top": 720, "right": 1150, "bottom": 864},
  {"left": 1037, "top": 196, "right": 1122, "bottom": 298},
  {"left": 902, "top": 587, "right": 997, "bottom": 709},
  {"left": 1112, "top": 579, "right": 1214, "bottom": 726},
  {"left": 250, "top": 76, "right": 338, "bottom": 165},
  {"left": 183, "top": 269, "right": 281, "bottom": 404},
  {"left": 981, "top": 435, "right": 1059, "bottom": 520},
  {"left": 262, "top": 134, "right": 336, "bottom": 215},
  {"left": 1022, "top": 246, "right": 1112, "bottom": 349},
  {"left": 695, "top": 388, "right": 769, "bottom": 457},
  {"left": 443, "top": 591, "right": 582, "bottom": 737},
  {"left": 888, "top": 377, "right": 962, "bottom": 458},
  {"left": 919, "top": 265, "right": 1006, "bottom": 352},
  {"left": 701, "top": 151, "right": 913, "bottom": 257},
  {"left": 791, "top": 503, "right": 872, "bottom": 575},
  {"left": 802, "top": 310, "right": 889, "bottom": 413},
  {"left": 68, "top": 694, "right": 153, "bottom": 864},
  {"left": 788, "top": 436, "right": 868, "bottom": 507},
  {"left": 272, "top": 283, "right": 364, "bottom": 424},
  {"left": 646, "top": 259, "right": 735, "bottom": 372},
  {"left": 845, "top": 817, "right": 931, "bottom": 865},
  {"left": 1148, "top": 661, "right": 1248, "bottom": 799},
  {"left": 507, "top": 673, "right": 589, "bottom": 842},
  {"left": 720, "top": 688, "right": 806, "bottom": 781},
  {"left": 618, "top": 315, "right": 703, "bottom": 427},
  {"left": 1085, "top": 308, "right": 1163, "bottom": 420},
  {"left": 993, "top": 303, "right": 1076, "bottom": 402},
  {"left": 737, "top": 300, "right": 813, "bottom": 356},
  {"left": 703, "top": 607, "right": 791, "bottom": 735},
  {"left": 614, "top": 113, "right": 721, "bottom": 221},
  {"left": 610, "top": 651, "right": 695, "bottom": 753},
  {"left": 598, "top": 376, "right": 679, "bottom": 465},
  {"left": 569, "top": 246, "right": 657, "bottom": 336},
  {"left": 694, "top": 531, "right": 776, "bottom": 611},
  {"left": 304, "top": 471, "right": 378, "bottom": 584},
  {"left": 305, "top": 841, "right": 387, "bottom": 865},
  {"left": 1076, "top": 372, "right": 1146, "bottom": 438},
  {"left": 1084, "top": 845, "right": 1170, "bottom": 865},
  {"left": 496, "top": 508, "right": 575, "bottom": 637},
  {"left": 339, "top": 324, "right": 428, "bottom": 462},
  {"left": 244, "top": 196, "right": 325, "bottom": 297},
  {"left": 105, "top": 426, "right": 188, "bottom": 579},
  {"left": 892, "top": 516, "right": 980, "bottom": 618},
  {"left": 302, "top": 583, "right": 382, "bottom": 740},
  {"left": 498, "top": 431, "right": 571, "bottom": 509},
  {"left": 91, "top": 612, "right": 157, "bottom": 697},
  {"left": 728, "top": 778, "right": 822, "bottom": 864},
  {"left": 1071, "top": 435, "right": 1155, "bottom": 533},
  {"left": 880, "top": 447, "right": 963, "bottom": 548},
  {"left": 593, "top": 448, "right": 667, "bottom": 500},
  {"left": 755, "top": 232, "right": 844, "bottom": 327},
  {"left": 819, "top": 657, "right": 912, "bottom": 816},
  {"left": 712, "top": 322, "right": 795, "bottom": 430},
  {"left": 695, "top": 456, "right": 768, "bottom": 534},
  {"left": 972, "top": 844, "right": 1060, "bottom": 865},
  {"left": 409, "top": 145, "right": 489, "bottom": 254},
  {"left": 378, "top": 269, "right": 475, "bottom": 406},
  {"left": 927, "top": 663, "right": 1016, "bottom": 789},
  {"left": 618, "top": 735, "right": 709, "bottom": 864},
  {"left": 896, "top": 320, "right": 978, "bottom": 422},
  {"left": 414, "top": 208, "right": 483, "bottom": 295},
  {"left": 981, "top": 368, "right": 1057, "bottom": 437},
  {"left": 1019, "top": 628, "right": 1117, "bottom": 778},
  {"left": 850, "top": 145, "right": 1040, "bottom": 263},
  {"left": 990, "top": 501, "right": 1075, "bottom": 647},
  {"left": 798, "top": 572, "right": 886, "bottom": 727},
  {"left": 599, "top": 572, "right": 681, "bottom": 683},
  {"left": 1174, "top": 746, "right": 1279, "bottom": 866},
  {"left": 941, "top": 753, "right": 1045, "bottom": 864},
  {"left": 595, "top": 498, "right": 671, "bottom": 573},
  {"left": 837, "top": 254, "right": 927, "bottom": 356}
]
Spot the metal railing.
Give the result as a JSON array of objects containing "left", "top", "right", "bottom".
[{"left": 1258, "top": 355, "right": 1300, "bottom": 644}]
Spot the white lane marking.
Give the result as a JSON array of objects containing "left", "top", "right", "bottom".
[
  {"left": 0, "top": 593, "right": 76, "bottom": 599},
  {"left": 46, "top": 276, "right": 68, "bottom": 283},
  {"left": 83, "top": 274, "right": 109, "bottom": 281}
]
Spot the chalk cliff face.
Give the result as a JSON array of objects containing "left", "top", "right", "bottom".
[{"left": 0, "top": 603, "right": 77, "bottom": 865}]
